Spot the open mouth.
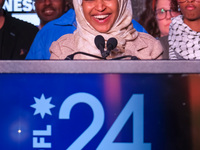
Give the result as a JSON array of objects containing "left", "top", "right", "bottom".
[
  {"left": 94, "top": 15, "right": 109, "bottom": 21},
  {"left": 43, "top": 9, "right": 55, "bottom": 16}
]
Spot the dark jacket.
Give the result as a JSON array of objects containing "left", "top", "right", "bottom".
[
  {"left": 159, "top": 35, "right": 169, "bottom": 59},
  {"left": 0, "top": 11, "right": 39, "bottom": 59}
]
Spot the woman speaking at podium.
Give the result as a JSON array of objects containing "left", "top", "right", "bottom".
[{"left": 50, "top": 0, "right": 163, "bottom": 60}]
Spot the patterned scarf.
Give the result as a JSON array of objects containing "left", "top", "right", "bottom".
[
  {"left": 73, "top": 0, "right": 138, "bottom": 59},
  {"left": 169, "top": 15, "right": 200, "bottom": 60}
]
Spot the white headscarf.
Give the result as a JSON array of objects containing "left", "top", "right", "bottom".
[{"left": 73, "top": 0, "right": 138, "bottom": 58}]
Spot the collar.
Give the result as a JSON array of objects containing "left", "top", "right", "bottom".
[{"left": 53, "top": 9, "right": 76, "bottom": 27}]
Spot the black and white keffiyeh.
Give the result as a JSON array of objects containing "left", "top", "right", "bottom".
[{"left": 169, "top": 15, "right": 200, "bottom": 60}]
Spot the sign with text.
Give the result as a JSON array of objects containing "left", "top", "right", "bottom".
[
  {"left": 3, "top": 0, "right": 39, "bottom": 25},
  {"left": 3, "top": 0, "right": 35, "bottom": 12},
  {"left": 0, "top": 73, "right": 194, "bottom": 149}
]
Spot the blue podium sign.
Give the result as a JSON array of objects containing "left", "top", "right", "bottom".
[{"left": 0, "top": 61, "right": 197, "bottom": 150}]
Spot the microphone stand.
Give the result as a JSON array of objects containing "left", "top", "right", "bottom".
[
  {"left": 65, "top": 52, "right": 140, "bottom": 60},
  {"left": 111, "top": 55, "right": 140, "bottom": 60},
  {"left": 65, "top": 51, "right": 106, "bottom": 60}
]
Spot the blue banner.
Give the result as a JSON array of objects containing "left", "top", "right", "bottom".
[{"left": 0, "top": 74, "right": 191, "bottom": 150}]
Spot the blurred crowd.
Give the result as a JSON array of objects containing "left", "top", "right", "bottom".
[{"left": 0, "top": 0, "right": 199, "bottom": 60}]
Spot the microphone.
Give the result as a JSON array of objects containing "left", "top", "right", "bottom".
[
  {"left": 106, "top": 37, "right": 118, "bottom": 57},
  {"left": 65, "top": 52, "right": 140, "bottom": 60},
  {"left": 65, "top": 35, "right": 139, "bottom": 60},
  {"left": 94, "top": 35, "right": 106, "bottom": 59}
]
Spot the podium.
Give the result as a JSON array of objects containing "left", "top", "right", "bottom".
[{"left": 0, "top": 60, "right": 199, "bottom": 150}]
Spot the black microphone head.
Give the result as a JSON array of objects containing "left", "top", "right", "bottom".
[
  {"left": 107, "top": 37, "right": 118, "bottom": 51},
  {"left": 94, "top": 35, "right": 107, "bottom": 58},
  {"left": 94, "top": 35, "right": 105, "bottom": 50}
]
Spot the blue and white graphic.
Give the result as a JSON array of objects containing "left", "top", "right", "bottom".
[
  {"left": 58, "top": 93, "right": 151, "bottom": 150},
  {"left": 30, "top": 94, "right": 55, "bottom": 119},
  {"left": 0, "top": 73, "right": 190, "bottom": 149}
]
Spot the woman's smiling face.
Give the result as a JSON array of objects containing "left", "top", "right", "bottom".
[{"left": 82, "top": 0, "right": 119, "bottom": 33}]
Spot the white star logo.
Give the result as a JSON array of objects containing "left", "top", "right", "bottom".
[{"left": 30, "top": 94, "right": 55, "bottom": 119}]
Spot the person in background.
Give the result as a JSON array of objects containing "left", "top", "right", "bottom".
[
  {"left": 139, "top": 0, "right": 180, "bottom": 38},
  {"left": 26, "top": 0, "right": 76, "bottom": 60},
  {"left": 139, "top": 0, "right": 180, "bottom": 59},
  {"left": 34, "top": 0, "right": 72, "bottom": 29},
  {"left": 168, "top": 0, "right": 200, "bottom": 59},
  {"left": 50, "top": 0, "right": 163, "bottom": 60},
  {"left": 26, "top": 3, "right": 147, "bottom": 60},
  {"left": 0, "top": 0, "right": 39, "bottom": 60}
]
